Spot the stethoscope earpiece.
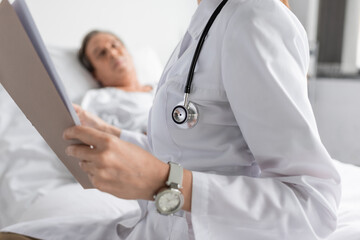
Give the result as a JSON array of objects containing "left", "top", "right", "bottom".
[{"left": 171, "top": 0, "right": 228, "bottom": 130}]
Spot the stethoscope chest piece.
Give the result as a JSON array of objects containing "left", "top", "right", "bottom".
[{"left": 172, "top": 100, "right": 198, "bottom": 129}]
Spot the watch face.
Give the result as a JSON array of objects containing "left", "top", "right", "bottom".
[{"left": 156, "top": 189, "right": 184, "bottom": 215}]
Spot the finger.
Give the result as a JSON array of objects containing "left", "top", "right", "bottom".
[
  {"left": 81, "top": 163, "right": 104, "bottom": 190},
  {"left": 79, "top": 160, "right": 96, "bottom": 174},
  {"left": 72, "top": 103, "right": 82, "bottom": 113},
  {"left": 88, "top": 173, "right": 94, "bottom": 182},
  {"left": 72, "top": 104, "right": 87, "bottom": 125},
  {"left": 66, "top": 144, "right": 98, "bottom": 162},
  {"left": 63, "top": 125, "right": 107, "bottom": 146}
]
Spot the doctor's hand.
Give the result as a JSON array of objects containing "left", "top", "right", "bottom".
[
  {"left": 73, "top": 104, "right": 121, "bottom": 137},
  {"left": 63, "top": 125, "right": 171, "bottom": 201}
]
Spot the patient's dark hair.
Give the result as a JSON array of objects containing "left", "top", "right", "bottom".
[{"left": 78, "top": 30, "right": 124, "bottom": 73}]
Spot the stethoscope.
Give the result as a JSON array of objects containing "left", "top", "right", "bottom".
[{"left": 172, "top": 0, "right": 228, "bottom": 129}]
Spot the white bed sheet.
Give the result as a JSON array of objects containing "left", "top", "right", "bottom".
[
  {"left": 0, "top": 86, "right": 73, "bottom": 227},
  {"left": 327, "top": 160, "right": 360, "bottom": 240},
  {"left": 0, "top": 86, "right": 140, "bottom": 228},
  {"left": 0, "top": 45, "right": 162, "bottom": 229}
]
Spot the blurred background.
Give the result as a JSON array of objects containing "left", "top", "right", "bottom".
[
  {"left": 289, "top": 0, "right": 360, "bottom": 78},
  {"left": 4, "top": 0, "right": 360, "bottom": 165},
  {"left": 288, "top": 0, "right": 360, "bottom": 166}
]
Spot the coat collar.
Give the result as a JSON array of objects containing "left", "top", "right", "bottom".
[{"left": 188, "top": 0, "right": 224, "bottom": 39}]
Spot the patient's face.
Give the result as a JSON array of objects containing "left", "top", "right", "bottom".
[{"left": 85, "top": 33, "right": 135, "bottom": 87}]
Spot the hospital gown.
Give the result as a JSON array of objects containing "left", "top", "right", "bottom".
[{"left": 81, "top": 86, "right": 155, "bottom": 134}]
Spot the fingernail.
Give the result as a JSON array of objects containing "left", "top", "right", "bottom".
[
  {"left": 65, "top": 146, "right": 72, "bottom": 155},
  {"left": 62, "top": 130, "right": 68, "bottom": 140}
]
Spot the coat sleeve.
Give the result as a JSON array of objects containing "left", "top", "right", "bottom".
[
  {"left": 120, "top": 129, "right": 151, "bottom": 152},
  {"left": 190, "top": 2, "right": 341, "bottom": 240}
]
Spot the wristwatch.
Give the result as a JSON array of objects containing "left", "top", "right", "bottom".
[{"left": 154, "top": 162, "right": 184, "bottom": 215}]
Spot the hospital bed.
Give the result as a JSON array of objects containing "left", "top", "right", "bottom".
[{"left": 0, "top": 45, "right": 163, "bottom": 236}]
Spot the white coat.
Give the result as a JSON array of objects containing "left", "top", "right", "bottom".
[
  {"left": 2, "top": 0, "right": 341, "bottom": 239},
  {"left": 120, "top": 0, "right": 341, "bottom": 239}
]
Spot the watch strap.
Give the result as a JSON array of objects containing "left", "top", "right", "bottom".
[{"left": 166, "top": 162, "right": 183, "bottom": 189}]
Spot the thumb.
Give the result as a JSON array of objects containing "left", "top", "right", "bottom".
[{"left": 72, "top": 103, "right": 82, "bottom": 114}]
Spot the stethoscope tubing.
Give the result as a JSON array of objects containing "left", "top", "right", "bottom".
[
  {"left": 184, "top": 0, "right": 228, "bottom": 94},
  {"left": 172, "top": 0, "right": 228, "bottom": 129}
]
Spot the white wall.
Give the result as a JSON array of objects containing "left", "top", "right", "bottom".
[
  {"left": 288, "top": 0, "right": 320, "bottom": 43},
  {"left": 309, "top": 79, "right": 360, "bottom": 166},
  {"left": 342, "top": 0, "right": 360, "bottom": 74},
  {"left": 288, "top": 0, "right": 320, "bottom": 78},
  {"left": 17, "top": 0, "right": 197, "bottom": 65},
  {"left": 358, "top": 27, "right": 360, "bottom": 69}
]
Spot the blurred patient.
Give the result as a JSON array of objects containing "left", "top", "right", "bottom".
[
  {"left": 78, "top": 30, "right": 156, "bottom": 133},
  {"left": 79, "top": 30, "right": 153, "bottom": 92},
  {"left": 0, "top": 30, "right": 157, "bottom": 240}
]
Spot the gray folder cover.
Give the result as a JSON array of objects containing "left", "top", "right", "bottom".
[{"left": 0, "top": 0, "right": 92, "bottom": 188}]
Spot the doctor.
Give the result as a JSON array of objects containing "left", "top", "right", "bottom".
[{"left": 63, "top": 0, "right": 341, "bottom": 239}]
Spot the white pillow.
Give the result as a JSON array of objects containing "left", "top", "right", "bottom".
[
  {"left": 47, "top": 45, "right": 163, "bottom": 104},
  {"left": 47, "top": 46, "right": 99, "bottom": 104}
]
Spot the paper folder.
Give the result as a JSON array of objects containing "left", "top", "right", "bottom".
[{"left": 0, "top": 0, "right": 93, "bottom": 188}]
